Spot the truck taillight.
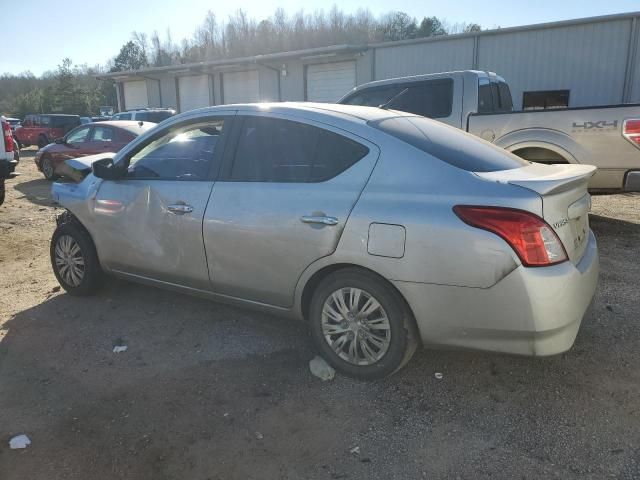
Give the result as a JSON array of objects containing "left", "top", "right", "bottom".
[
  {"left": 453, "top": 206, "right": 568, "bottom": 267},
  {"left": 623, "top": 119, "right": 640, "bottom": 148},
  {"left": 2, "top": 121, "right": 13, "bottom": 153}
]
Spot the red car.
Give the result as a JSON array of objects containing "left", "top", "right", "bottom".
[
  {"left": 16, "top": 114, "right": 81, "bottom": 149},
  {"left": 35, "top": 121, "right": 154, "bottom": 180}
]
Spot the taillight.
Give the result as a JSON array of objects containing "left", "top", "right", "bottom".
[
  {"left": 623, "top": 119, "right": 640, "bottom": 148},
  {"left": 453, "top": 206, "right": 568, "bottom": 267},
  {"left": 2, "top": 121, "right": 13, "bottom": 153}
]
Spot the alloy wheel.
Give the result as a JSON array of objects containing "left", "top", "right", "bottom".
[
  {"left": 321, "top": 287, "right": 391, "bottom": 366},
  {"left": 54, "top": 235, "right": 85, "bottom": 287},
  {"left": 42, "top": 158, "right": 54, "bottom": 179}
]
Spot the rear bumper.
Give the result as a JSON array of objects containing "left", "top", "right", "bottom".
[{"left": 393, "top": 230, "right": 599, "bottom": 356}]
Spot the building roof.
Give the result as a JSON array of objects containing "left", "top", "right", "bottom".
[{"left": 98, "top": 10, "right": 640, "bottom": 81}]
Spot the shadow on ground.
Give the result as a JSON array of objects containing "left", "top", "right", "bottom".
[{"left": 1, "top": 264, "right": 639, "bottom": 479}]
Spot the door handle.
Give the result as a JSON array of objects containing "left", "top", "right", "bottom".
[
  {"left": 300, "top": 215, "right": 339, "bottom": 226},
  {"left": 167, "top": 203, "right": 194, "bottom": 215}
]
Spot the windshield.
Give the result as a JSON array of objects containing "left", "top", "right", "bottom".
[{"left": 369, "top": 116, "right": 530, "bottom": 172}]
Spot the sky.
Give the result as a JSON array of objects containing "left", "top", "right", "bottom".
[{"left": 2, "top": 0, "right": 639, "bottom": 75}]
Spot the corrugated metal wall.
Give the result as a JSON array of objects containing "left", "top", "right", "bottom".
[
  {"left": 370, "top": 15, "right": 639, "bottom": 110},
  {"left": 478, "top": 19, "right": 632, "bottom": 108},
  {"left": 374, "top": 37, "right": 475, "bottom": 80}
]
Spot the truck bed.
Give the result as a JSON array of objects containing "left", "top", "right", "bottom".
[{"left": 467, "top": 104, "right": 640, "bottom": 190}]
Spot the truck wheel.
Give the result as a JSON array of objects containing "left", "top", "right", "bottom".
[
  {"left": 37, "top": 135, "right": 49, "bottom": 149},
  {"left": 0, "top": 180, "right": 5, "bottom": 206},
  {"left": 308, "top": 268, "right": 418, "bottom": 380},
  {"left": 50, "top": 220, "right": 104, "bottom": 296},
  {"left": 41, "top": 156, "right": 58, "bottom": 181}
]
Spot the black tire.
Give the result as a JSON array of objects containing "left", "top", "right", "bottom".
[
  {"left": 50, "top": 220, "right": 104, "bottom": 296},
  {"left": 41, "top": 156, "right": 57, "bottom": 181},
  {"left": 309, "top": 268, "right": 418, "bottom": 380},
  {"left": 0, "top": 180, "right": 5, "bottom": 206},
  {"left": 13, "top": 141, "right": 20, "bottom": 163},
  {"left": 37, "top": 134, "right": 49, "bottom": 149}
]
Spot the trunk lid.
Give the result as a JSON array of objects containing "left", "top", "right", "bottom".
[{"left": 476, "top": 163, "right": 596, "bottom": 265}]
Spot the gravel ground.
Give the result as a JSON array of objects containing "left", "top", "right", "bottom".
[{"left": 0, "top": 150, "right": 639, "bottom": 479}]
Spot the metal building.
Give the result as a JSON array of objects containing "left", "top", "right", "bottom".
[{"left": 99, "top": 11, "right": 640, "bottom": 112}]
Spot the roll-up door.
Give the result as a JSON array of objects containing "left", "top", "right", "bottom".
[
  {"left": 223, "top": 70, "right": 259, "bottom": 104},
  {"left": 306, "top": 61, "right": 356, "bottom": 102},
  {"left": 123, "top": 81, "right": 149, "bottom": 110},
  {"left": 178, "top": 75, "right": 211, "bottom": 112}
]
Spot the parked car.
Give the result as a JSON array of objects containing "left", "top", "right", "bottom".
[
  {"left": 0, "top": 117, "right": 19, "bottom": 205},
  {"left": 5, "top": 117, "right": 21, "bottom": 132},
  {"left": 111, "top": 108, "right": 176, "bottom": 123},
  {"left": 50, "top": 103, "right": 598, "bottom": 379},
  {"left": 80, "top": 117, "right": 93, "bottom": 124},
  {"left": 339, "top": 70, "right": 640, "bottom": 192},
  {"left": 91, "top": 116, "right": 112, "bottom": 122},
  {"left": 35, "top": 121, "right": 154, "bottom": 180},
  {"left": 15, "top": 114, "right": 81, "bottom": 149}
]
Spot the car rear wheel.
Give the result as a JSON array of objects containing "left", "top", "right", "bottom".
[
  {"left": 41, "top": 156, "right": 57, "bottom": 181},
  {"left": 0, "top": 180, "right": 5, "bottom": 206},
  {"left": 37, "top": 134, "right": 49, "bottom": 149},
  {"left": 50, "top": 220, "right": 104, "bottom": 296},
  {"left": 309, "top": 268, "right": 418, "bottom": 379}
]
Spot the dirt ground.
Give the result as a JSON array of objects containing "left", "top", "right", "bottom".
[{"left": 1, "top": 150, "right": 639, "bottom": 479}]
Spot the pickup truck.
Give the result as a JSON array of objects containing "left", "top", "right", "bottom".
[
  {"left": 0, "top": 117, "right": 19, "bottom": 205},
  {"left": 339, "top": 70, "right": 640, "bottom": 191}
]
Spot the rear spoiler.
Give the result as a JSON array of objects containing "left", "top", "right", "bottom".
[{"left": 475, "top": 164, "right": 596, "bottom": 196}]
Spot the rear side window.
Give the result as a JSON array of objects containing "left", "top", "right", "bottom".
[
  {"left": 369, "top": 116, "right": 529, "bottom": 172},
  {"left": 342, "top": 86, "right": 404, "bottom": 108},
  {"left": 478, "top": 79, "right": 512, "bottom": 113},
  {"left": 386, "top": 80, "right": 453, "bottom": 118},
  {"left": 145, "top": 111, "right": 173, "bottom": 123},
  {"left": 229, "top": 116, "right": 369, "bottom": 182},
  {"left": 343, "top": 79, "right": 453, "bottom": 119}
]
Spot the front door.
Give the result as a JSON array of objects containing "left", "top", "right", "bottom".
[
  {"left": 203, "top": 114, "right": 379, "bottom": 307},
  {"left": 91, "top": 115, "right": 230, "bottom": 290}
]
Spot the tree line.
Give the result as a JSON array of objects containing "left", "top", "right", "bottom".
[{"left": 1, "top": 7, "right": 482, "bottom": 118}]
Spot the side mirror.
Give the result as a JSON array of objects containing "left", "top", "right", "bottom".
[
  {"left": 92, "top": 157, "right": 124, "bottom": 180},
  {"left": 54, "top": 137, "right": 65, "bottom": 144}
]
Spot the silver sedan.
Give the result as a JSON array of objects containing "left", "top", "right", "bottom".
[{"left": 50, "top": 103, "right": 599, "bottom": 379}]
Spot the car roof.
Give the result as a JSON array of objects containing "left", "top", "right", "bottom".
[
  {"left": 91, "top": 120, "right": 156, "bottom": 135},
  {"left": 182, "top": 102, "right": 415, "bottom": 124}
]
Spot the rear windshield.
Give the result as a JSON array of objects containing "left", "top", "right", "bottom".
[
  {"left": 137, "top": 111, "right": 173, "bottom": 123},
  {"left": 369, "top": 116, "right": 529, "bottom": 172}
]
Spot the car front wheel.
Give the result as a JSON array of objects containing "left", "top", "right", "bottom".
[
  {"left": 309, "top": 268, "right": 418, "bottom": 379},
  {"left": 50, "top": 220, "right": 104, "bottom": 295}
]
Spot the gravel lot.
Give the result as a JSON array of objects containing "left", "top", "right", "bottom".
[{"left": 1, "top": 150, "right": 639, "bottom": 479}]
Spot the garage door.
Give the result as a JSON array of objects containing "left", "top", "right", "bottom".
[
  {"left": 123, "top": 81, "right": 148, "bottom": 110},
  {"left": 223, "top": 70, "right": 259, "bottom": 104},
  {"left": 306, "top": 61, "right": 356, "bottom": 102},
  {"left": 178, "top": 75, "right": 211, "bottom": 112}
]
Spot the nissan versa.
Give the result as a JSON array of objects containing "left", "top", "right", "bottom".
[{"left": 50, "top": 103, "right": 599, "bottom": 379}]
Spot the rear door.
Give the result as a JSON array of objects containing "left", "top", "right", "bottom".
[
  {"left": 86, "top": 125, "right": 117, "bottom": 154},
  {"left": 203, "top": 113, "right": 379, "bottom": 307},
  {"left": 92, "top": 115, "right": 231, "bottom": 290}
]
